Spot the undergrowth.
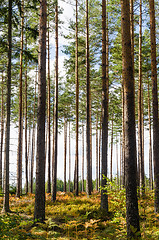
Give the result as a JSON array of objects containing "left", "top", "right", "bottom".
[{"left": 0, "top": 188, "right": 159, "bottom": 239}]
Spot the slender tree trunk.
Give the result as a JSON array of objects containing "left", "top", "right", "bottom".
[
  {"left": 34, "top": 0, "right": 47, "bottom": 222},
  {"left": 149, "top": 0, "right": 159, "bottom": 213},
  {"left": 69, "top": 122, "right": 71, "bottom": 192},
  {"left": 2, "top": 0, "right": 12, "bottom": 213},
  {"left": 122, "top": 86, "right": 125, "bottom": 186},
  {"left": 16, "top": 0, "right": 24, "bottom": 198},
  {"left": 101, "top": 0, "right": 108, "bottom": 211},
  {"left": 138, "top": 0, "right": 145, "bottom": 196},
  {"left": 82, "top": 124, "right": 84, "bottom": 192},
  {"left": 116, "top": 135, "right": 119, "bottom": 186},
  {"left": 99, "top": 119, "right": 101, "bottom": 190},
  {"left": 25, "top": 37, "right": 28, "bottom": 194},
  {"left": 47, "top": 18, "right": 51, "bottom": 193},
  {"left": 121, "top": 0, "right": 140, "bottom": 237},
  {"left": 110, "top": 118, "right": 113, "bottom": 183},
  {"left": 86, "top": 0, "right": 91, "bottom": 197},
  {"left": 148, "top": 78, "right": 153, "bottom": 190},
  {"left": 28, "top": 125, "right": 31, "bottom": 189},
  {"left": 30, "top": 76, "right": 37, "bottom": 193},
  {"left": 0, "top": 73, "right": 4, "bottom": 190},
  {"left": 96, "top": 114, "right": 98, "bottom": 191},
  {"left": 52, "top": 1, "right": 58, "bottom": 201},
  {"left": 120, "top": 132, "right": 122, "bottom": 188},
  {"left": 75, "top": 0, "right": 79, "bottom": 196},
  {"left": 64, "top": 117, "right": 67, "bottom": 192}
]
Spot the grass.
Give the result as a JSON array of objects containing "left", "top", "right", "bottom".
[{"left": 0, "top": 189, "right": 159, "bottom": 239}]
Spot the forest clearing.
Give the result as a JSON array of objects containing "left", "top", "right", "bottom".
[{"left": 1, "top": 188, "right": 159, "bottom": 239}]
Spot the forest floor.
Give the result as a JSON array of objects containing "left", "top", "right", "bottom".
[{"left": 0, "top": 188, "right": 159, "bottom": 239}]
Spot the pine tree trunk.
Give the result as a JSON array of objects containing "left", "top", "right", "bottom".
[
  {"left": 148, "top": 78, "right": 153, "bottom": 190},
  {"left": 75, "top": 0, "right": 79, "bottom": 196},
  {"left": 122, "top": 86, "right": 125, "bottom": 186},
  {"left": 101, "top": 0, "right": 108, "bottom": 211},
  {"left": 2, "top": 0, "right": 12, "bottom": 213},
  {"left": 16, "top": 0, "right": 24, "bottom": 198},
  {"left": 0, "top": 73, "right": 4, "bottom": 190},
  {"left": 30, "top": 77, "right": 37, "bottom": 193},
  {"left": 96, "top": 115, "right": 98, "bottom": 191},
  {"left": 25, "top": 66, "right": 28, "bottom": 194},
  {"left": 52, "top": 1, "right": 58, "bottom": 201},
  {"left": 64, "top": 117, "right": 67, "bottom": 192},
  {"left": 149, "top": 0, "right": 159, "bottom": 212},
  {"left": 121, "top": 0, "right": 140, "bottom": 237},
  {"left": 138, "top": 0, "right": 145, "bottom": 196},
  {"left": 82, "top": 124, "right": 84, "bottom": 192},
  {"left": 69, "top": 122, "right": 71, "bottom": 192},
  {"left": 116, "top": 135, "right": 119, "bottom": 186},
  {"left": 110, "top": 118, "right": 113, "bottom": 183},
  {"left": 99, "top": 120, "right": 101, "bottom": 190},
  {"left": 86, "top": 0, "right": 91, "bottom": 197},
  {"left": 47, "top": 19, "right": 51, "bottom": 193},
  {"left": 34, "top": 0, "right": 47, "bottom": 222}
]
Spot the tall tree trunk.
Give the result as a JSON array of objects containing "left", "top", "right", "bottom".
[
  {"left": 148, "top": 78, "right": 153, "bottom": 190},
  {"left": 16, "top": 0, "right": 24, "bottom": 198},
  {"left": 34, "top": 0, "right": 47, "bottom": 222},
  {"left": 30, "top": 75, "right": 37, "bottom": 193},
  {"left": 110, "top": 118, "right": 113, "bottom": 183},
  {"left": 121, "top": 0, "right": 140, "bottom": 237},
  {"left": 47, "top": 18, "right": 51, "bottom": 193},
  {"left": 98, "top": 119, "right": 101, "bottom": 190},
  {"left": 69, "top": 122, "right": 71, "bottom": 192},
  {"left": 122, "top": 86, "right": 125, "bottom": 186},
  {"left": 138, "top": 0, "right": 144, "bottom": 196},
  {"left": 86, "top": 0, "right": 91, "bottom": 196},
  {"left": 2, "top": 0, "right": 12, "bottom": 213},
  {"left": 52, "top": 1, "right": 58, "bottom": 201},
  {"left": 116, "top": 135, "right": 119, "bottom": 186},
  {"left": 149, "top": 0, "right": 159, "bottom": 213},
  {"left": 25, "top": 38, "right": 28, "bottom": 194},
  {"left": 75, "top": 0, "right": 79, "bottom": 196},
  {"left": 120, "top": 132, "right": 122, "bottom": 188},
  {"left": 82, "top": 124, "right": 84, "bottom": 192},
  {"left": 64, "top": 117, "right": 67, "bottom": 192},
  {"left": 101, "top": 0, "right": 108, "bottom": 211},
  {"left": 96, "top": 114, "right": 98, "bottom": 191},
  {"left": 0, "top": 73, "right": 4, "bottom": 190}
]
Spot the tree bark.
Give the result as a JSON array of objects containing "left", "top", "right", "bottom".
[
  {"left": 69, "top": 122, "right": 71, "bottom": 192},
  {"left": 110, "top": 118, "right": 113, "bottom": 183},
  {"left": 75, "top": 0, "right": 79, "bottom": 196},
  {"left": 0, "top": 72, "right": 4, "bottom": 190},
  {"left": 148, "top": 78, "right": 153, "bottom": 190},
  {"left": 101, "top": 0, "right": 108, "bottom": 211},
  {"left": 34, "top": 0, "right": 47, "bottom": 222},
  {"left": 96, "top": 114, "right": 98, "bottom": 191},
  {"left": 52, "top": 1, "right": 58, "bottom": 201},
  {"left": 82, "top": 124, "right": 84, "bottom": 192},
  {"left": 86, "top": 0, "right": 91, "bottom": 197},
  {"left": 121, "top": 0, "right": 140, "bottom": 237},
  {"left": 47, "top": 18, "right": 51, "bottom": 194},
  {"left": 64, "top": 117, "right": 67, "bottom": 192},
  {"left": 2, "top": 0, "right": 12, "bottom": 213},
  {"left": 149, "top": 0, "right": 159, "bottom": 212},
  {"left": 138, "top": 0, "right": 145, "bottom": 196},
  {"left": 16, "top": 0, "right": 24, "bottom": 198},
  {"left": 25, "top": 58, "right": 28, "bottom": 194},
  {"left": 30, "top": 75, "right": 37, "bottom": 193}
]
